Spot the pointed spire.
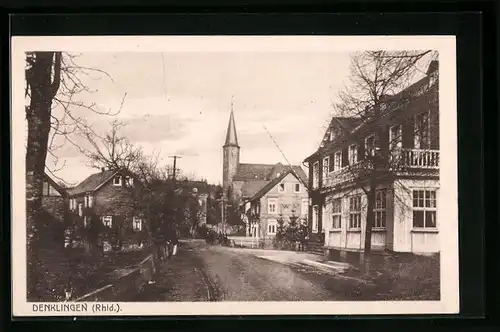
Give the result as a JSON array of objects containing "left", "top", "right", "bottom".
[{"left": 224, "top": 98, "right": 239, "bottom": 148}]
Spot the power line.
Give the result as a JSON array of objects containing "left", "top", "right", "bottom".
[
  {"left": 262, "top": 125, "right": 308, "bottom": 188},
  {"left": 160, "top": 53, "right": 168, "bottom": 100}
]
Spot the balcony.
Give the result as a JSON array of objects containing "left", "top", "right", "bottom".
[
  {"left": 319, "top": 148, "right": 440, "bottom": 190},
  {"left": 399, "top": 148, "right": 439, "bottom": 169}
]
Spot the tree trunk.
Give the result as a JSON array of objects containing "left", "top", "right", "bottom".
[
  {"left": 25, "top": 52, "right": 61, "bottom": 300},
  {"left": 363, "top": 183, "right": 376, "bottom": 273}
]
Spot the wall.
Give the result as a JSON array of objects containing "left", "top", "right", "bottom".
[
  {"left": 392, "top": 179, "right": 440, "bottom": 253},
  {"left": 223, "top": 146, "right": 240, "bottom": 195},
  {"left": 41, "top": 196, "right": 66, "bottom": 223},
  {"left": 323, "top": 184, "right": 392, "bottom": 252},
  {"left": 258, "top": 173, "right": 309, "bottom": 239},
  {"left": 231, "top": 180, "right": 244, "bottom": 204}
]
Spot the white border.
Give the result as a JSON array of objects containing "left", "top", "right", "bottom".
[{"left": 11, "top": 35, "right": 458, "bottom": 316}]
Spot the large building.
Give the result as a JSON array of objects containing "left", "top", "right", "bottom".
[
  {"left": 222, "top": 109, "right": 309, "bottom": 240},
  {"left": 304, "top": 60, "right": 440, "bottom": 258}
]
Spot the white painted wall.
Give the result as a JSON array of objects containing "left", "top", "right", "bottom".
[
  {"left": 323, "top": 185, "right": 389, "bottom": 251},
  {"left": 392, "top": 179, "right": 440, "bottom": 253}
]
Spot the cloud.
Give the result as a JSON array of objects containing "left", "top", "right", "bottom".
[
  {"left": 120, "top": 115, "right": 189, "bottom": 143},
  {"left": 46, "top": 51, "right": 354, "bottom": 185}
]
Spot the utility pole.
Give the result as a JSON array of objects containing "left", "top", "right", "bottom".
[
  {"left": 169, "top": 155, "right": 182, "bottom": 185},
  {"left": 169, "top": 155, "right": 181, "bottom": 230}
]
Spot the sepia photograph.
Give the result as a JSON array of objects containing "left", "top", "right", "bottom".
[{"left": 11, "top": 36, "right": 458, "bottom": 316}]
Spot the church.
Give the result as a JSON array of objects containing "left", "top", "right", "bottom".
[{"left": 222, "top": 109, "right": 309, "bottom": 240}]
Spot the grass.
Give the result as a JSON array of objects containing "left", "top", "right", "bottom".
[
  {"left": 28, "top": 246, "right": 150, "bottom": 302},
  {"left": 342, "top": 253, "right": 440, "bottom": 300}
]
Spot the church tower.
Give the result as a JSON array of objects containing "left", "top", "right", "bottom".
[{"left": 222, "top": 108, "right": 240, "bottom": 199}]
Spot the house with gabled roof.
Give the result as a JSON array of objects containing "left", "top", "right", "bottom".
[
  {"left": 67, "top": 168, "right": 145, "bottom": 248},
  {"left": 222, "top": 109, "right": 309, "bottom": 239},
  {"left": 303, "top": 60, "right": 440, "bottom": 258}
]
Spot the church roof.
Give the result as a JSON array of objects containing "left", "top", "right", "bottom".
[
  {"left": 234, "top": 162, "right": 307, "bottom": 184},
  {"left": 233, "top": 163, "right": 276, "bottom": 181},
  {"left": 241, "top": 180, "right": 269, "bottom": 199},
  {"left": 224, "top": 110, "right": 239, "bottom": 147}
]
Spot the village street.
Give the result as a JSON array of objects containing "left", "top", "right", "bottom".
[{"left": 134, "top": 240, "right": 366, "bottom": 302}]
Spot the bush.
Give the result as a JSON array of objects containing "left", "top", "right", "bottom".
[{"left": 272, "top": 215, "right": 306, "bottom": 251}]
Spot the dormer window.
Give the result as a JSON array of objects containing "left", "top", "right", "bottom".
[{"left": 113, "top": 176, "right": 122, "bottom": 186}]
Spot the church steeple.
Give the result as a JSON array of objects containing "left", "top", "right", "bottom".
[
  {"left": 222, "top": 98, "right": 240, "bottom": 197},
  {"left": 224, "top": 102, "right": 239, "bottom": 148}
]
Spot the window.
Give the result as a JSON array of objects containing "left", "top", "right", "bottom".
[
  {"left": 374, "top": 190, "right": 387, "bottom": 228},
  {"left": 332, "top": 198, "right": 342, "bottom": 229},
  {"left": 113, "top": 176, "right": 122, "bottom": 186},
  {"left": 329, "top": 130, "right": 334, "bottom": 141},
  {"left": 84, "top": 196, "right": 88, "bottom": 208},
  {"left": 412, "top": 190, "right": 437, "bottom": 228},
  {"left": 301, "top": 199, "right": 309, "bottom": 216},
  {"left": 278, "top": 183, "right": 285, "bottom": 193},
  {"left": 125, "top": 176, "right": 134, "bottom": 187},
  {"left": 348, "top": 145, "right": 358, "bottom": 165},
  {"left": 333, "top": 151, "right": 342, "bottom": 171},
  {"left": 365, "top": 135, "right": 376, "bottom": 157},
  {"left": 323, "top": 157, "right": 330, "bottom": 178},
  {"left": 88, "top": 196, "right": 93, "bottom": 208},
  {"left": 312, "top": 161, "right": 319, "bottom": 188},
  {"left": 312, "top": 205, "right": 319, "bottom": 231},
  {"left": 78, "top": 203, "right": 83, "bottom": 217},
  {"left": 69, "top": 199, "right": 75, "bottom": 211},
  {"left": 268, "top": 198, "right": 277, "bottom": 214},
  {"left": 389, "top": 125, "right": 403, "bottom": 150},
  {"left": 268, "top": 220, "right": 277, "bottom": 235},
  {"left": 294, "top": 183, "right": 300, "bottom": 193},
  {"left": 349, "top": 195, "right": 362, "bottom": 229},
  {"left": 414, "top": 111, "right": 431, "bottom": 149},
  {"left": 429, "top": 71, "right": 438, "bottom": 86},
  {"left": 83, "top": 216, "right": 89, "bottom": 228},
  {"left": 43, "top": 181, "right": 50, "bottom": 196},
  {"left": 132, "top": 217, "right": 142, "bottom": 231},
  {"left": 102, "top": 216, "right": 113, "bottom": 227}
]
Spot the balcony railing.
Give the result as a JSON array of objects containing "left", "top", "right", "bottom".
[
  {"left": 318, "top": 148, "right": 440, "bottom": 190},
  {"left": 400, "top": 148, "right": 439, "bottom": 169}
]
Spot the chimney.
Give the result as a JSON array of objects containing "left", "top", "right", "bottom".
[{"left": 101, "top": 167, "right": 105, "bottom": 173}]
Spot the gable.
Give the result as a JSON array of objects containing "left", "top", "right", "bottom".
[
  {"left": 43, "top": 179, "right": 62, "bottom": 196},
  {"left": 250, "top": 168, "right": 307, "bottom": 201},
  {"left": 320, "top": 117, "right": 363, "bottom": 147},
  {"left": 42, "top": 173, "right": 66, "bottom": 197}
]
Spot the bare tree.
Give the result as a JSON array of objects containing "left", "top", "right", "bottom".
[
  {"left": 25, "top": 52, "right": 123, "bottom": 300},
  {"left": 82, "top": 119, "right": 142, "bottom": 172},
  {"left": 325, "top": 50, "right": 438, "bottom": 264}
]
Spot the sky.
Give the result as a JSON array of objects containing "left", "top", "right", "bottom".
[{"left": 45, "top": 51, "right": 355, "bottom": 186}]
